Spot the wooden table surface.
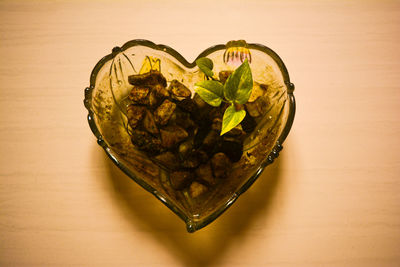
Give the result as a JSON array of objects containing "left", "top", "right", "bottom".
[{"left": 1, "top": 1, "right": 399, "bottom": 266}]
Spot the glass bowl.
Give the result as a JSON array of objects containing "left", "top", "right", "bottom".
[{"left": 84, "top": 39, "right": 295, "bottom": 232}]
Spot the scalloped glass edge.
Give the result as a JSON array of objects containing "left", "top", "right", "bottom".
[{"left": 83, "top": 39, "right": 296, "bottom": 233}]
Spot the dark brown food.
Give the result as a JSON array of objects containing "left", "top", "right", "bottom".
[
  {"left": 193, "top": 93, "right": 208, "bottom": 109},
  {"left": 142, "top": 109, "right": 158, "bottom": 135},
  {"left": 170, "top": 171, "right": 194, "bottom": 190},
  {"left": 148, "top": 84, "right": 169, "bottom": 108},
  {"left": 189, "top": 181, "right": 208, "bottom": 198},
  {"left": 218, "top": 138, "right": 243, "bottom": 162},
  {"left": 127, "top": 104, "right": 146, "bottom": 129},
  {"left": 218, "top": 70, "right": 233, "bottom": 85},
  {"left": 241, "top": 112, "right": 257, "bottom": 133},
  {"left": 154, "top": 99, "right": 176, "bottom": 126},
  {"left": 153, "top": 83, "right": 170, "bottom": 98},
  {"left": 129, "top": 86, "right": 150, "bottom": 104},
  {"left": 125, "top": 70, "right": 260, "bottom": 193},
  {"left": 225, "top": 124, "right": 245, "bottom": 137},
  {"left": 202, "top": 130, "right": 221, "bottom": 154},
  {"left": 181, "top": 150, "right": 208, "bottom": 169},
  {"left": 160, "top": 125, "right": 188, "bottom": 148},
  {"left": 154, "top": 152, "right": 180, "bottom": 170},
  {"left": 130, "top": 130, "right": 163, "bottom": 155},
  {"left": 193, "top": 122, "right": 212, "bottom": 148},
  {"left": 195, "top": 162, "right": 216, "bottom": 186},
  {"left": 169, "top": 108, "right": 195, "bottom": 130},
  {"left": 128, "top": 70, "right": 167, "bottom": 87},
  {"left": 211, "top": 152, "right": 232, "bottom": 179},
  {"left": 245, "top": 95, "right": 269, "bottom": 117},
  {"left": 178, "top": 139, "right": 194, "bottom": 159},
  {"left": 211, "top": 117, "right": 222, "bottom": 132},
  {"left": 208, "top": 104, "right": 226, "bottom": 120},
  {"left": 168, "top": 80, "right": 191, "bottom": 101},
  {"left": 181, "top": 155, "right": 201, "bottom": 169},
  {"left": 176, "top": 98, "right": 198, "bottom": 114}
]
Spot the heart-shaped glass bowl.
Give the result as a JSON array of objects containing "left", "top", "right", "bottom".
[{"left": 84, "top": 39, "right": 295, "bottom": 232}]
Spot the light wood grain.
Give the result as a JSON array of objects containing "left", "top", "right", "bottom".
[{"left": 1, "top": 0, "right": 399, "bottom": 266}]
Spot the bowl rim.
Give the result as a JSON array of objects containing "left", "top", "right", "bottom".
[{"left": 83, "top": 39, "right": 295, "bottom": 232}]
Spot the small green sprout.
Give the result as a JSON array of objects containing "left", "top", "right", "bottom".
[{"left": 194, "top": 57, "right": 253, "bottom": 135}]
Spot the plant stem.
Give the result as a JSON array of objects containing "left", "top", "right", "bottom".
[{"left": 234, "top": 102, "right": 244, "bottom": 111}]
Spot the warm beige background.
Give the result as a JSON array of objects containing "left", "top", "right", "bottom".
[{"left": 1, "top": 0, "right": 399, "bottom": 266}]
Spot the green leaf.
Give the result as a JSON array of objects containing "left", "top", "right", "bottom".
[
  {"left": 224, "top": 59, "right": 253, "bottom": 104},
  {"left": 196, "top": 57, "right": 214, "bottom": 77},
  {"left": 221, "top": 104, "right": 246, "bottom": 135},
  {"left": 194, "top": 80, "right": 224, "bottom": 107}
]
